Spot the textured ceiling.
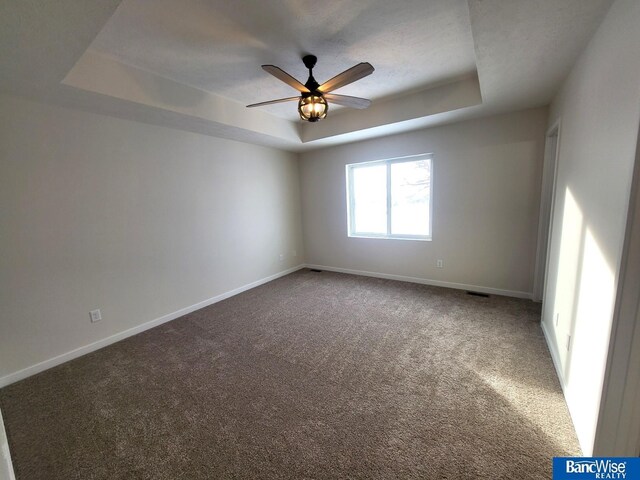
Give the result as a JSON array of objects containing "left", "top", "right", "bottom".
[
  {"left": 468, "top": 0, "right": 615, "bottom": 110},
  {"left": 0, "top": 0, "right": 615, "bottom": 151},
  {"left": 89, "top": 0, "right": 477, "bottom": 120}
]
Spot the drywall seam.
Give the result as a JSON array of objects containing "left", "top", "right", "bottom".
[
  {"left": 305, "top": 263, "right": 532, "bottom": 299},
  {"left": 0, "top": 265, "right": 306, "bottom": 389}
]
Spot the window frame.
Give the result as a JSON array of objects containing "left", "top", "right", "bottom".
[{"left": 346, "top": 153, "right": 434, "bottom": 241}]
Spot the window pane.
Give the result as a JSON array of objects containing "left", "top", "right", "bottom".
[
  {"left": 352, "top": 164, "right": 387, "bottom": 234},
  {"left": 390, "top": 160, "right": 430, "bottom": 236}
]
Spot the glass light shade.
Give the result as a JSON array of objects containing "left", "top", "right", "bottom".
[{"left": 298, "top": 95, "right": 328, "bottom": 122}]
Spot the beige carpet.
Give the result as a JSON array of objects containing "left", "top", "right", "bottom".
[{"left": 0, "top": 269, "right": 579, "bottom": 479}]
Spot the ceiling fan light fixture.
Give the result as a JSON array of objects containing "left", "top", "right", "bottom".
[{"left": 298, "top": 94, "right": 328, "bottom": 122}]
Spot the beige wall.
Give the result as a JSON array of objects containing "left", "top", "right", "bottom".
[
  {"left": 542, "top": 0, "right": 640, "bottom": 455},
  {"left": 0, "top": 94, "right": 304, "bottom": 381},
  {"left": 299, "top": 108, "right": 548, "bottom": 296}
]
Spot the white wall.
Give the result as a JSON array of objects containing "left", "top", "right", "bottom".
[
  {"left": 0, "top": 408, "right": 15, "bottom": 480},
  {"left": 299, "top": 108, "right": 548, "bottom": 297},
  {"left": 541, "top": 0, "right": 640, "bottom": 455},
  {"left": 0, "top": 94, "right": 304, "bottom": 383},
  {"left": 595, "top": 120, "right": 640, "bottom": 456}
]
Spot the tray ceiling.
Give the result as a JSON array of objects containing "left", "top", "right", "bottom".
[
  {"left": 0, "top": 0, "right": 614, "bottom": 151},
  {"left": 89, "top": 0, "right": 477, "bottom": 120}
]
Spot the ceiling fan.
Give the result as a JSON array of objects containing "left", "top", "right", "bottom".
[{"left": 246, "top": 55, "right": 374, "bottom": 122}]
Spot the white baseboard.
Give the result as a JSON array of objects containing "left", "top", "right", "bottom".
[
  {"left": 0, "top": 408, "right": 16, "bottom": 480},
  {"left": 304, "top": 264, "right": 533, "bottom": 299},
  {"left": 0, "top": 265, "right": 305, "bottom": 389},
  {"left": 0, "top": 263, "right": 530, "bottom": 388}
]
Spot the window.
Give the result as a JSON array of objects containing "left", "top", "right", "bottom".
[{"left": 346, "top": 154, "right": 433, "bottom": 240}]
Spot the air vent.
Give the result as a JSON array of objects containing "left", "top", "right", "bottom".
[
  {"left": 309, "top": 269, "right": 323, "bottom": 272},
  {"left": 467, "top": 291, "right": 490, "bottom": 298}
]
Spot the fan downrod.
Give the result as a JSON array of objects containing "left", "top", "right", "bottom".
[{"left": 302, "top": 55, "right": 320, "bottom": 92}]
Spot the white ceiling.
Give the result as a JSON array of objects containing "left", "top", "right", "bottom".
[
  {"left": 0, "top": 0, "right": 614, "bottom": 151},
  {"left": 89, "top": 0, "right": 478, "bottom": 120}
]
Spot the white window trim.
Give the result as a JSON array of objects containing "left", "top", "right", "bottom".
[{"left": 346, "top": 153, "right": 434, "bottom": 241}]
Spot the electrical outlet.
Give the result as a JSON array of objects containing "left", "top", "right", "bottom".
[
  {"left": 279, "top": 253, "right": 284, "bottom": 261},
  {"left": 436, "top": 259, "right": 444, "bottom": 268},
  {"left": 90, "top": 309, "right": 102, "bottom": 323}
]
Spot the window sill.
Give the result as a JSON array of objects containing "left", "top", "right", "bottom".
[{"left": 348, "top": 234, "right": 432, "bottom": 242}]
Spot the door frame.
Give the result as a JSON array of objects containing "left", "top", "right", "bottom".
[{"left": 533, "top": 119, "right": 561, "bottom": 302}]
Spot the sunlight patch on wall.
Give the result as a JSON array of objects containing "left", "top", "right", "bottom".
[
  {"left": 545, "top": 186, "right": 618, "bottom": 454},
  {"left": 565, "top": 227, "right": 615, "bottom": 454},
  {"left": 552, "top": 188, "right": 584, "bottom": 373}
]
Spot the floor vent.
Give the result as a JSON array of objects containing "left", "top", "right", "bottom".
[
  {"left": 309, "top": 269, "right": 323, "bottom": 272},
  {"left": 467, "top": 291, "right": 490, "bottom": 298}
]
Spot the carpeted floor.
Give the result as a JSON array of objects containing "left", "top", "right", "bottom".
[{"left": 0, "top": 269, "right": 580, "bottom": 479}]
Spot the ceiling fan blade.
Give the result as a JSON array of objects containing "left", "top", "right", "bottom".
[
  {"left": 262, "top": 65, "right": 310, "bottom": 93},
  {"left": 246, "top": 97, "right": 300, "bottom": 108},
  {"left": 317, "top": 62, "right": 374, "bottom": 93},
  {"left": 324, "top": 93, "right": 371, "bottom": 109}
]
